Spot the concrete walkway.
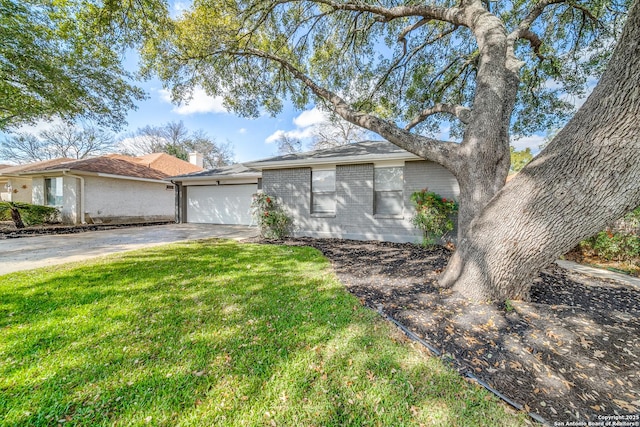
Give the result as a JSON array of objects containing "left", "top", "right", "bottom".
[
  {"left": 556, "top": 259, "right": 640, "bottom": 288},
  {"left": 1, "top": 224, "right": 258, "bottom": 276}
]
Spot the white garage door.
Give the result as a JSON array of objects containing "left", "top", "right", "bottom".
[{"left": 186, "top": 184, "right": 256, "bottom": 225}]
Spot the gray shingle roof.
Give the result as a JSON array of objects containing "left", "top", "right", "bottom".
[
  {"left": 170, "top": 163, "right": 260, "bottom": 180},
  {"left": 246, "top": 140, "right": 418, "bottom": 169}
]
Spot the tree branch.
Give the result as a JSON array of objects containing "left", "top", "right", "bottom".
[
  {"left": 372, "top": 24, "right": 458, "bottom": 96},
  {"left": 508, "top": 0, "right": 601, "bottom": 45},
  {"left": 238, "top": 47, "right": 461, "bottom": 169},
  {"left": 272, "top": 0, "right": 471, "bottom": 28},
  {"left": 405, "top": 104, "right": 472, "bottom": 130},
  {"left": 519, "top": 29, "right": 546, "bottom": 61}
]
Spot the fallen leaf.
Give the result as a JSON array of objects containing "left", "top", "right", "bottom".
[{"left": 613, "top": 399, "right": 638, "bottom": 412}]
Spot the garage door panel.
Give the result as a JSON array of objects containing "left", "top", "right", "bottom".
[{"left": 187, "top": 184, "right": 256, "bottom": 225}]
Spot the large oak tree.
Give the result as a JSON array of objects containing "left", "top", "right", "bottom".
[
  {"left": 141, "top": 0, "right": 638, "bottom": 300},
  {"left": 0, "top": 0, "right": 167, "bottom": 130}
]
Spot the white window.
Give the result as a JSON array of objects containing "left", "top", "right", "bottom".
[
  {"left": 375, "top": 167, "right": 403, "bottom": 216},
  {"left": 311, "top": 170, "right": 336, "bottom": 214},
  {"left": 45, "top": 177, "right": 63, "bottom": 206}
]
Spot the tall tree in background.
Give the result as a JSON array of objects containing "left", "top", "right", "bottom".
[
  {"left": 276, "top": 134, "right": 303, "bottom": 155},
  {"left": 309, "top": 110, "right": 371, "bottom": 150},
  {"left": 0, "top": 0, "right": 167, "bottom": 130},
  {"left": 509, "top": 147, "right": 533, "bottom": 173},
  {"left": 0, "top": 123, "right": 115, "bottom": 163},
  {"left": 120, "top": 121, "right": 234, "bottom": 168}
]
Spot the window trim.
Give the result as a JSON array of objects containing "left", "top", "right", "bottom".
[
  {"left": 311, "top": 169, "right": 336, "bottom": 216},
  {"left": 45, "top": 177, "right": 64, "bottom": 207},
  {"left": 374, "top": 166, "right": 404, "bottom": 218}
]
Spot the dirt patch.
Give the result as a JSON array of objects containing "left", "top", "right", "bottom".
[{"left": 261, "top": 237, "right": 640, "bottom": 424}]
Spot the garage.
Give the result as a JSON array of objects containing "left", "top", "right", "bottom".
[{"left": 186, "top": 184, "right": 257, "bottom": 225}]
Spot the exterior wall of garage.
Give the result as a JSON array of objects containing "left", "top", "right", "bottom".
[
  {"left": 83, "top": 176, "right": 175, "bottom": 224},
  {"left": 32, "top": 175, "right": 174, "bottom": 224},
  {"left": 262, "top": 160, "right": 460, "bottom": 243}
]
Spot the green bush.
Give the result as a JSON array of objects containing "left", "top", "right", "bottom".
[
  {"left": 410, "top": 189, "right": 458, "bottom": 246},
  {"left": 251, "top": 193, "right": 292, "bottom": 239},
  {"left": 0, "top": 202, "right": 60, "bottom": 227},
  {"left": 580, "top": 231, "right": 640, "bottom": 262},
  {"left": 577, "top": 206, "right": 640, "bottom": 263}
]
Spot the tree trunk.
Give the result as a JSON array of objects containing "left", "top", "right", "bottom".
[
  {"left": 9, "top": 203, "right": 25, "bottom": 229},
  {"left": 440, "top": 0, "right": 640, "bottom": 301}
]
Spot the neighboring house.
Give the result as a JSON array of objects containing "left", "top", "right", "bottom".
[
  {"left": 170, "top": 164, "right": 261, "bottom": 225},
  {"left": 7, "top": 154, "right": 203, "bottom": 224},
  {"left": 171, "top": 140, "right": 460, "bottom": 243},
  {"left": 0, "top": 158, "right": 73, "bottom": 203}
]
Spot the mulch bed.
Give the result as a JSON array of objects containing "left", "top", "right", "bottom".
[
  {"left": 0, "top": 221, "right": 173, "bottom": 239},
  {"left": 260, "top": 237, "right": 640, "bottom": 425}
]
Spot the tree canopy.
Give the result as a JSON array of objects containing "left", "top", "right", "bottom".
[
  {"left": 143, "top": 0, "right": 627, "bottom": 139},
  {"left": 0, "top": 0, "right": 168, "bottom": 131},
  {"left": 509, "top": 146, "right": 533, "bottom": 173},
  {"left": 120, "top": 121, "right": 235, "bottom": 168},
  {"left": 0, "top": 123, "right": 115, "bottom": 163}
]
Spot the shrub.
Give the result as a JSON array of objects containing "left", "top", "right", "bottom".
[
  {"left": 251, "top": 193, "right": 292, "bottom": 239},
  {"left": 410, "top": 189, "right": 458, "bottom": 246},
  {"left": 0, "top": 202, "right": 60, "bottom": 228},
  {"left": 580, "top": 230, "right": 640, "bottom": 262},
  {"left": 574, "top": 206, "right": 640, "bottom": 263}
]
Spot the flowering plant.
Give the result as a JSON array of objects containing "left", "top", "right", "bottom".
[
  {"left": 251, "top": 193, "right": 292, "bottom": 239},
  {"left": 410, "top": 189, "right": 458, "bottom": 245}
]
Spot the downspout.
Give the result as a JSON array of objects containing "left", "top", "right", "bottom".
[
  {"left": 171, "top": 180, "right": 180, "bottom": 223},
  {"left": 63, "top": 172, "right": 86, "bottom": 224}
]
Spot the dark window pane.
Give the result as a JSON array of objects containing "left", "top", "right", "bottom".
[
  {"left": 312, "top": 192, "right": 336, "bottom": 214},
  {"left": 375, "top": 190, "right": 403, "bottom": 216}
]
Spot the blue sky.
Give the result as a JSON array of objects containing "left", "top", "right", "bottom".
[{"left": 120, "top": 75, "right": 316, "bottom": 163}]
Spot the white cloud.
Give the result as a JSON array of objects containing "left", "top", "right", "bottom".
[
  {"left": 14, "top": 117, "right": 65, "bottom": 135},
  {"left": 511, "top": 134, "right": 546, "bottom": 153},
  {"left": 265, "top": 126, "right": 317, "bottom": 144},
  {"left": 265, "top": 107, "right": 329, "bottom": 144},
  {"left": 158, "top": 87, "right": 228, "bottom": 115},
  {"left": 238, "top": 128, "right": 247, "bottom": 134},
  {"left": 292, "top": 107, "right": 327, "bottom": 128},
  {"left": 170, "top": 1, "right": 190, "bottom": 18}
]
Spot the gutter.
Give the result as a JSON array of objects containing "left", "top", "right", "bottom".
[{"left": 62, "top": 171, "right": 86, "bottom": 224}]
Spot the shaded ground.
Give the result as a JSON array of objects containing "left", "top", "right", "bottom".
[{"left": 262, "top": 237, "right": 640, "bottom": 425}]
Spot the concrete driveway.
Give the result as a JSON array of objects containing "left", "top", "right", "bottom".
[{"left": 1, "top": 223, "right": 258, "bottom": 276}]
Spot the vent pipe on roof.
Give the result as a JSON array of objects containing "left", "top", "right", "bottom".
[{"left": 189, "top": 152, "right": 204, "bottom": 168}]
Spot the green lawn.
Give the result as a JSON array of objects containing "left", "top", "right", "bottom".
[{"left": 0, "top": 240, "right": 525, "bottom": 426}]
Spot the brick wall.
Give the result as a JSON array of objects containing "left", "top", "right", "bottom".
[{"left": 262, "top": 160, "right": 460, "bottom": 243}]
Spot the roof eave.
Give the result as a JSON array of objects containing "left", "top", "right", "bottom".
[
  {"left": 19, "top": 169, "right": 167, "bottom": 183},
  {"left": 245, "top": 152, "right": 421, "bottom": 170},
  {"left": 167, "top": 173, "right": 262, "bottom": 182}
]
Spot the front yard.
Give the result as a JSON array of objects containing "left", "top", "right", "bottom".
[{"left": 0, "top": 240, "right": 523, "bottom": 426}]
